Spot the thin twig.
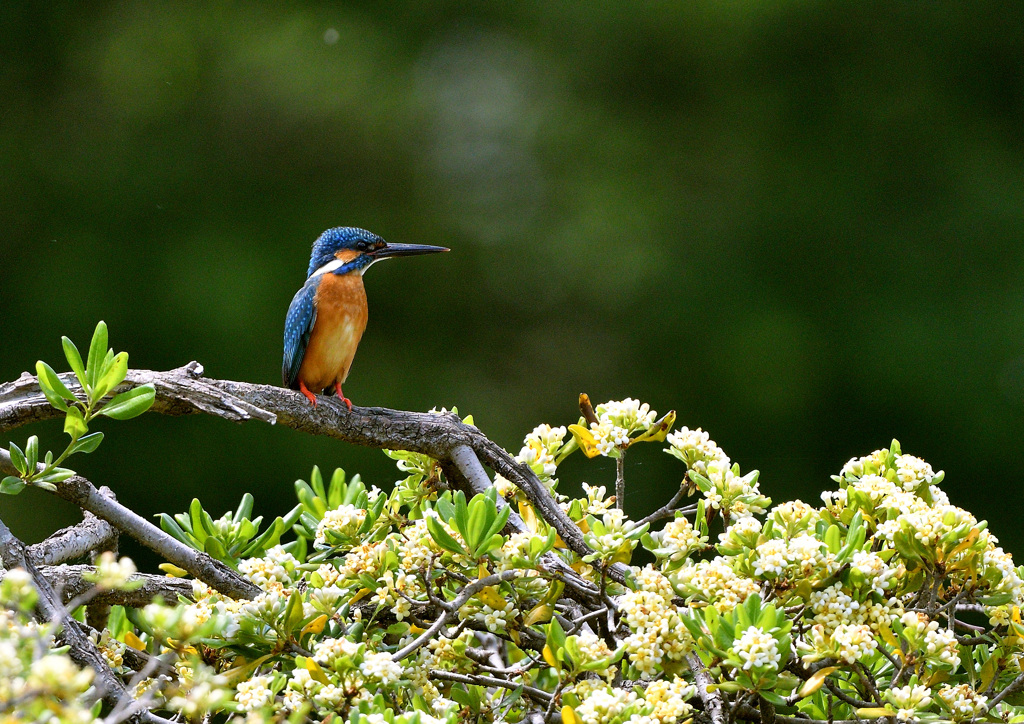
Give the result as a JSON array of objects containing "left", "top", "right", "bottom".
[{"left": 428, "top": 669, "right": 552, "bottom": 704}]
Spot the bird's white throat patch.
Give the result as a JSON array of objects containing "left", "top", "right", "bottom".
[{"left": 310, "top": 256, "right": 388, "bottom": 279}]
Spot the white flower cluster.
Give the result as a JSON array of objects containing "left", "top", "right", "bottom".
[
  {"left": 645, "top": 677, "right": 696, "bottom": 723},
  {"left": 752, "top": 534, "right": 834, "bottom": 580},
  {"left": 702, "top": 461, "right": 770, "bottom": 517},
  {"left": 899, "top": 612, "right": 960, "bottom": 670},
  {"left": 238, "top": 544, "right": 298, "bottom": 589},
  {"left": 314, "top": 504, "right": 367, "bottom": 546},
  {"left": 83, "top": 551, "right": 138, "bottom": 590},
  {"left": 673, "top": 556, "right": 760, "bottom": 613},
  {"left": 516, "top": 424, "right": 567, "bottom": 482},
  {"left": 887, "top": 682, "right": 933, "bottom": 721},
  {"left": 587, "top": 398, "right": 657, "bottom": 456},
  {"left": 937, "top": 684, "right": 988, "bottom": 721},
  {"left": 849, "top": 549, "right": 898, "bottom": 595},
  {"left": 649, "top": 515, "right": 706, "bottom": 565},
  {"left": 665, "top": 426, "right": 730, "bottom": 475},
  {"left": 799, "top": 623, "right": 877, "bottom": 664},
  {"left": 733, "top": 625, "right": 781, "bottom": 671},
  {"left": 619, "top": 572, "right": 693, "bottom": 674},
  {"left": 573, "top": 686, "right": 640, "bottom": 724},
  {"left": 235, "top": 674, "right": 274, "bottom": 711}
]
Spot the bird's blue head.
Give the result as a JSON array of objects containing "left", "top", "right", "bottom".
[{"left": 306, "top": 227, "right": 448, "bottom": 278}]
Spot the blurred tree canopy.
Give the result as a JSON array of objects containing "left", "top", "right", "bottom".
[{"left": 2, "top": 1, "right": 1023, "bottom": 559}]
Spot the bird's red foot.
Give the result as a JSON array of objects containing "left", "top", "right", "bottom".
[
  {"left": 299, "top": 380, "right": 318, "bottom": 408},
  {"left": 334, "top": 382, "right": 353, "bottom": 411}
]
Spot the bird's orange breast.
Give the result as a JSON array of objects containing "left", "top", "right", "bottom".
[{"left": 298, "top": 272, "right": 369, "bottom": 392}]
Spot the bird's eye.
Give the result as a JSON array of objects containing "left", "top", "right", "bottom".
[{"left": 356, "top": 241, "right": 370, "bottom": 252}]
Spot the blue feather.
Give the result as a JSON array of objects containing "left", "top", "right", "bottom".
[{"left": 282, "top": 276, "right": 319, "bottom": 388}]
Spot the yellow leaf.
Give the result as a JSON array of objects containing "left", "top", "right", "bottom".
[
  {"left": 301, "top": 614, "right": 328, "bottom": 637},
  {"left": 628, "top": 410, "right": 677, "bottom": 446},
  {"left": 518, "top": 500, "right": 540, "bottom": 533},
  {"left": 568, "top": 424, "right": 601, "bottom": 458},
  {"left": 562, "top": 706, "right": 579, "bottom": 724},
  {"left": 123, "top": 631, "right": 146, "bottom": 651},
  {"left": 877, "top": 619, "right": 901, "bottom": 656},
  {"left": 542, "top": 644, "right": 559, "bottom": 670},
  {"left": 524, "top": 603, "right": 555, "bottom": 627},
  {"left": 158, "top": 563, "right": 189, "bottom": 577},
  {"left": 576, "top": 518, "right": 590, "bottom": 534},
  {"left": 797, "top": 666, "right": 839, "bottom": 698},
  {"left": 945, "top": 528, "right": 979, "bottom": 564},
  {"left": 857, "top": 708, "right": 896, "bottom": 718},
  {"left": 305, "top": 658, "right": 330, "bottom": 685},
  {"left": 349, "top": 588, "right": 372, "bottom": 605},
  {"left": 611, "top": 542, "right": 634, "bottom": 565},
  {"left": 409, "top": 624, "right": 426, "bottom": 633},
  {"left": 477, "top": 586, "right": 508, "bottom": 611}
]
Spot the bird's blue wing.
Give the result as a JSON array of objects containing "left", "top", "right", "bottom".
[{"left": 282, "top": 277, "right": 318, "bottom": 388}]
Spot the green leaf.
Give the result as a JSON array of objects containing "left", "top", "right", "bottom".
[
  {"left": 158, "top": 513, "right": 190, "bottom": 544},
  {"left": 36, "top": 361, "right": 75, "bottom": 411},
  {"left": 35, "top": 468, "right": 74, "bottom": 483},
  {"left": 8, "top": 443, "right": 27, "bottom": 475},
  {"left": 94, "top": 351, "right": 129, "bottom": 400},
  {"left": 425, "top": 514, "right": 466, "bottom": 556},
  {"left": 24, "top": 436, "right": 39, "bottom": 470},
  {"left": 98, "top": 385, "right": 155, "bottom": 420},
  {"left": 284, "top": 590, "right": 305, "bottom": 631},
  {"left": 86, "top": 320, "right": 109, "bottom": 391},
  {"left": 234, "top": 493, "right": 254, "bottom": 524},
  {"left": 62, "top": 336, "right": 87, "bottom": 388},
  {"left": 0, "top": 477, "right": 26, "bottom": 495},
  {"left": 64, "top": 407, "right": 88, "bottom": 439},
  {"left": 68, "top": 432, "right": 104, "bottom": 456},
  {"left": 204, "top": 536, "right": 228, "bottom": 561},
  {"left": 239, "top": 518, "right": 284, "bottom": 558}
]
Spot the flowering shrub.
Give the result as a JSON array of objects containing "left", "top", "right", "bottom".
[{"left": 3, "top": 395, "right": 1024, "bottom": 724}]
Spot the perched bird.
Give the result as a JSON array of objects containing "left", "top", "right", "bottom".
[{"left": 283, "top": 227, "right": 448, "bottom": 409}]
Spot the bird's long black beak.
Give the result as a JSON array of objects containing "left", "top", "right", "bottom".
[{"left": 371, "top": 243, "right": 449, "bottom": 259}]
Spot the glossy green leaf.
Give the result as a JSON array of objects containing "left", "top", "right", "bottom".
[
  {"left": 8, "top": 443, "right": 27, "bottom": 475},
  {"left": 35, "top": 467, "right": 74, "bottom": 483},
  {"left": 85, "top": 320, "right": 108, "bottom": 390},
  {"left": 68, "top": 432, "right": 104, "bottom": 456},
  {"left": 0, "top": 476, "right": 26, "bottom": 495},
  {"left": 98, "top": 385, "right": 155, "bottom": 420},
  {"left": 24, "top": 436, "right": 39, "bottom": 470},
  {"left": 62, "top": 336, "right": 87, "bottom": 388},
  {"left": 94, "top": 351, "right": 129, "bottom": 400},
  {"left": 64, "top": 407, "right": 88, "bottom": 439},
  {"left": 36, "top": 360, "right": 75, "bottom": 411}
]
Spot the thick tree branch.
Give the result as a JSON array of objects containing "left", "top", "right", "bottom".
[
  {"left": 26, "top": 512, "right": 117, "bottom": 566},
  {"left": 0, "top": 564, "right": 194, "bottom": 608},
  {"left": 0, "top": 363, "right": 626, "bottom": 587}
]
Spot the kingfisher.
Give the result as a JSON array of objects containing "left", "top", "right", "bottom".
[{"left": 282, "top": 227, "right": 448, "bottom": 409}]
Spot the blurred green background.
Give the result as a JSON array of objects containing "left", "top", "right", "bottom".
[{"left": 3, "top": 2, "right": 1024, "bottom": 564}]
